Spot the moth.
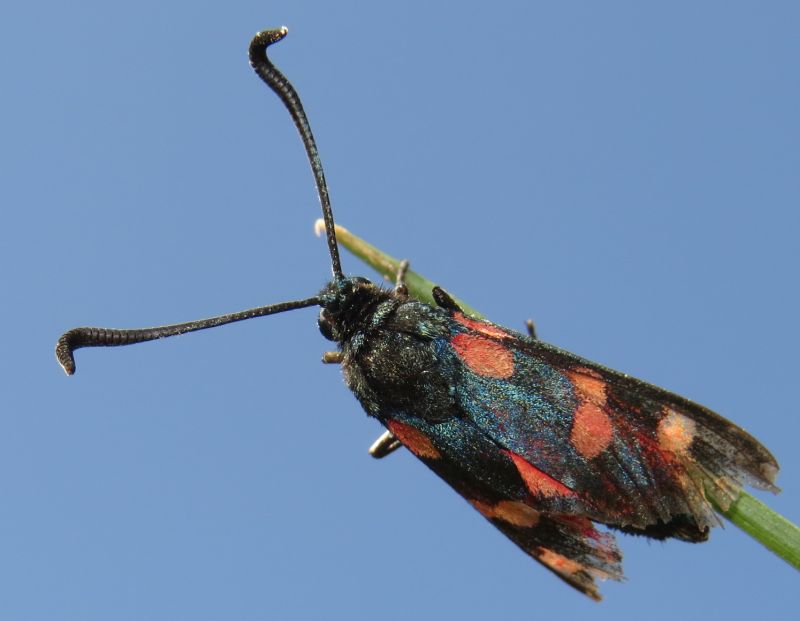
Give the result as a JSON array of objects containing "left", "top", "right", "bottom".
[{"left": 56, "top": 27, "right": 779, "bottom": 600}]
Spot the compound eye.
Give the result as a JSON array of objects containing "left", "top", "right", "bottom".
[{"left": 318, "top": 309, "right": 335, "bottom": 341}]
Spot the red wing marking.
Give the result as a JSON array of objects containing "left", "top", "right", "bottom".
[
  {"left": 451, "top": 334, "right": 514, "bottom": 379},
  {"left": 565, "top": 368, "right": 608, "bottom": 406},
  {"left": 386, "top": 420, "right": 441, "bottom": 459},
  {"left": 570, "top": 402, "right": 614, "bottom": 460},
  {"left": 504, "top": 450, "right": 575, "bottom": 497},
  {"left": 453, "top": 312, "right": 510, "bottom": 339},
  {"left": 537, "top": 548, "right": 584, "bottom": 576},
  {"left": 469, "top": 498, "right": 541, "bottom": 527},
  {"left": 657, "top": 407, "right": 696, "bottom": 454}
]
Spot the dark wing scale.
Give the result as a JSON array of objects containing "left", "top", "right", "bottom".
[
  {"left": 491, "top": 513, "right": 623, "bottom": 601},
  {"left": 532, "top": 344, "right": 780, "bottom": 508},
  {"left": 381, "top": 416, "right": 623, "bottom": 600},
  {"left": 441, "top": 312, "right": 778, "bottom": 538},
  {"left": 491, "top": 514, "right": 623, "bottom": 601},
  {"left": 587, "top": 394, "right": 714, "bottom": 540}
]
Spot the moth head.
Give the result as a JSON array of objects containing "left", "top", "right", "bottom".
[{"left": 317, "top": 276, "right": 381, "bottom": 342}]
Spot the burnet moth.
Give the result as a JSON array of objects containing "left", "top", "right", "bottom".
[{"left": 56, "top": 27, "right": 779, "bottom": 600}]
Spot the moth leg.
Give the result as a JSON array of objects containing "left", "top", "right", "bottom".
[
  {"left": 432, "top": 286, "right": 463, "bottom": 312},
  {"left": 394, "top": 259, "right": 410, "bottom": 298},
  {"left": 322, "top": 351, "right": 343, "bottom": 364},
  {"left": 369, "top": 430, "right": 402, "bottom": 458},
  {"left": 525, "top": 319, "right": 538, "bottom": 339}
]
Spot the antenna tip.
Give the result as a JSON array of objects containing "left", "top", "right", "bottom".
[
  {"left": 55, "top": 340, "right": 77, "bottom": 375},
  {"left": 251, "top": 26, "right": 289, "bottom": 50},
  {"left": 314, "top": 218, "right": 326, "bottom": 237}
]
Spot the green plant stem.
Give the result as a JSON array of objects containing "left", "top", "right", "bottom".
[
  {"left": 323, "top": 221, "right": 483, "bottom": 318},
  {"left": 327, "top": 219, "right": 800, "bottom": 570},
  {"left": 712, "top": 491, "right": 800, "bottom": 569}
]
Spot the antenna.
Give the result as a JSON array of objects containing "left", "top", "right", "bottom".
[
  {"left": 249, "top": 27, "right": 343, "bottom": 280},
  {"left": 55, "top": 27, "right": 338, "bottom": 374},
  {"left": 55, "top": 297, "right": 320, "bottom": 375}
]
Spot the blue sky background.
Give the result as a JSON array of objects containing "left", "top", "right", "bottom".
[{"left": 3, "top": 2, "right": 798, "bottom": 619}]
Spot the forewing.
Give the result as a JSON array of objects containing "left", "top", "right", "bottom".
[{"left": 443, "top": 312, "right": 778, "bottom": 535}]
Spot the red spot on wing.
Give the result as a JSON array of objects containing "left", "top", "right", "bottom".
[
  {"left": 453, "top": 313, "right": 509, "bottom": 339},
  {"left": 452, "top": 334, "right": 514, "bottom": 378},
  {"left": 570, "top": 402, "right": 614, "bottom": 460},
  {"left": 469, "top": 498, "right": 540, "bottom": 527},
  {"left": 504, "top": 450, "right": 575, "bottom": 497},
  {"left": 386, "top": 420, "right": 440, "bottom": 459},
  {"left": 657, "top": 407, "right": 696, "bottom": 454},
  {"left": 537, "top": 548, "right": 584, "bottom": 575},
  {"left": 565, "top": 368, "right": 608, "bottom": 405}
]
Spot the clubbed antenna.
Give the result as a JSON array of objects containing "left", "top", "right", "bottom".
[
  {"left": 56, "top": 297, "right": 321, "bottom": 375},
  {"left": 55, "top": 27, "right": 344, "bottom": 375},
  {"left": 249, "top": 27, "right": 343, "bottom": 280}
]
